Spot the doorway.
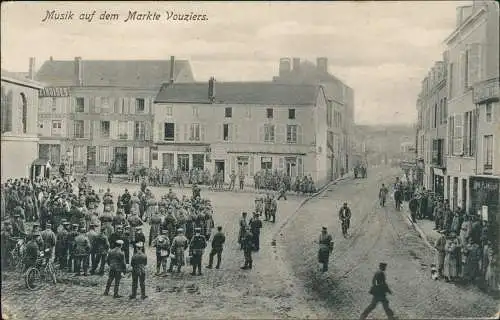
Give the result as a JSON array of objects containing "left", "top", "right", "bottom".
[
  {"left": 285, "top": 157, "right": 297, "bottom": 177},
  {"left": 114, "top": 147, "right": 128, "bottom": 174},
  {"left": 87, "top": 146, "right": 96, "bottom": 173},
  {"left": 237, "top": 156, "right": 249, "bottom": 176},
  {"left": 162, "top": 153, "right": 174, "bottom": 170},
  {"left": 215, "top": 160, "right": 225, "bottom": 182}
]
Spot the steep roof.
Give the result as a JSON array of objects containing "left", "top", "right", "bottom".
[
  {"left": 155, "top": 82, "right": 322, "bottom": 105},
  {"left": 35, "top": 59, "right": 194, "bottom": 88}
]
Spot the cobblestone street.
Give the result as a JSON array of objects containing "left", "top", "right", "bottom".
[
  {"left": 281, "top": 167, "right": 499, "bottom": 319},
  {"left": 1, "top": 183, "right": 316, "bottom": 320}
]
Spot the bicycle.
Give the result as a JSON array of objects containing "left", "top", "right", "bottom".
[
  {"left": 9, "top": 237, "right": 26, "bottom": 271},
  {"left": 341, "top": 219, "right": 350, "bottom": 238},
  {"left": 24, "top": 249, "right": 58, "bottom": 290}
]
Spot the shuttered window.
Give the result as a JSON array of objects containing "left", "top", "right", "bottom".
[{"left": 452, "top": 114, "right": 463, "bottom": 155}]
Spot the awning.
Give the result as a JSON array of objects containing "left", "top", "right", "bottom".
[
  {"left": 433, "top": 167, "right": 444, "bottom": 176},
  {"left": 32, "top": 158, "right": 51, "bottom": 167}
]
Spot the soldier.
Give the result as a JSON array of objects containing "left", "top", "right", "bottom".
[
  {"left": 169, "top": 228, "right": 189, "bottom": 273},
  {"left": 238, "top": 170, "right": 245, "bottom": 190},
  {"left": 149, "top": 208, "right": 163, "bottom": 247},
  {"left": 73, "top": 227, "right": 91, "bottom": 276},
  {"left": 379, "top": 184, "right": 389, "bottom": 207},
  {"left": 86, "top": 223, "right": 98, "bottom": 272},
  {"left": 1, "top": 222, "right": 13, "bottom": 269},
  {"left": 240, "top": 227, "right": 253, "bottom": 270},
  {"left": 152, "top": 229, "right": 170, "bottom": 275},
  {"left": 121, "top": 189, "right": 131, "bottom": 217},
  {"left": 67, "top": 224, "right": 79, "bottom": 272},
  {"left": 55, "top": 221, "right": 70, "bottom": 269},
  {"left": 192, "top": 183, "right": 201, "bottom": 199},
  {"left": 132, "top": 227, "right": 146, "bottom": 254},
  {"left": 229, "top": 170, "right": 236, "bottom": 191},
  {"left": 189, "top": 227, "right": 207, "bottom": 276},
  {"left": 270, "top": 196, "right": 278, "bottom": 223},
  {"left": 40, "top": 223, "right": 56, "bottom": 262},
  {"left": 238, "top": 212, "right": 248, "bottom": 250},
  {"left": 129, "top": 242, "right": 148, "bottom": 300},
  {"left": 109, "top": 225, "right": 129, "bottom": 264},
  {"left": 318, "top": 226, "right": 334, "bottom": 272},
  {"left": 11, "top": 214, "right": 26, "bottom": 238},
  {"left": 264, "top": 194, "right": 272, "bottom": 221},
  {"left": 107, "top": 166, "right": 113, "bottom": 184},
  {"left": 104, "top": 239, "right": 126, "bottom": 298},
  {"left": 206, "top": 226, "right": 225, "bottom": 269},
  {"left": 113, "top": 208, "right": 127, "bottom": 230},
  {"left": 91, "top": 227, "right": 110, "bottom": 276},
  {"left": 249, "top": 213, "right": 262, "bottom": 251},
  {"left": 359, "top": 262, "right": 395, "bottom": 320}
]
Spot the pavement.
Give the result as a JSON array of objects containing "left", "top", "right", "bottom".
[
  {"left": 0, "top": 177, "right": 335, "bottom": 320},
  {"left": 397, "top": 205, "right": 441, "bottom": 250},
  {"left": 280, "top": 166, "right": 499, "bottom": 319}
]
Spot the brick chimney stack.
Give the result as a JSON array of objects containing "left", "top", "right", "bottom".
[
  {"left": 74, "top": 57, "right": 83, "bottom": 86},
  {"left": 208, "top": 77, "right": 216, "bottom": 102},
  {"left": 292, "top": 57, "right": 300, "bottom": 71},
  {"left": 28, "top": 57, "right": 35, "bottom": 80},
  {"left": 279, "top": 58, "right": 291, "bottom": 77},
  {"left": 169, "top": 56, "right": 175, "bottom": 84}
]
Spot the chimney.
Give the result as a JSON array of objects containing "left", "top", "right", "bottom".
[
  {"left": 169, "top": 56, "right": 175, "bottom": 84},
  {"left": 28, "top": 57, "right": 35, "bottom": 80},
  {"left": 279, "top": 58, "right": 291, "bottom": 77},
  {"left": 208, "top": 77, "right": 215, "bottom": 102},
  {"left": 49, "top": 56, "right": 53, "bottom": 61},
  {"left": 74, "top": 57, "right": 83, "bottom": 86},
  {"left": 316, "top": 57, "right": 328, "bottom": 73},
  {"left": 292, "top": 57, "right": 300, "bottom": 71}
]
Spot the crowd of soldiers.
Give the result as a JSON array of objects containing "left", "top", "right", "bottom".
[{"left": 396, "top": 179, "right": 498, "bottom": 292}]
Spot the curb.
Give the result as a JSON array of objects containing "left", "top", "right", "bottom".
[{"left": 399, "top": 206, "right": 436, "bottom": 252}]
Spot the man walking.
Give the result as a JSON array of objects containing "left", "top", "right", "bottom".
[
  {"left": 104, "top": 239, "right": 126, "bottom": 298},
  {"left": 129, "top": 242, "right": 148, "bottom": 300},
  {"left": 241, "top": 227, "right": 253, "bottom": 270},
  {"left": 318, "top": 226, "right": 334, "bottom": 272},
  {"left": 359, "top": 262, "right": 395, "bottom": 320},
  {"left": 249, "top": 213, "right": 262, "bottom": 251},
  {"left": 206, "top": 226, "right": 226, "bottom": 269},
  {"left": 379, "top": 184, "right": 388, "bottom": 207},
  {"left": 189, "top": 227, "right": 207, "bottom": 276}
]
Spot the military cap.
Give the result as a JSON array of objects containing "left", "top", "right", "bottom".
[
  {"left": 72, "top": 224, "right": 79, "bottom": 228},
  {"left": 322, "top": 226, "right": 327, "bottom": 230},
  {"left": 45, "top": 223, "right": 52, "bottom": 227},
  {"left": 379, "top": 262, "right": 388, "bottom": 268},
  {"left": 135, "top": 242, "right": 144, "bottom": 248},
  {"left": 79, "top": 227, "right": 86, "bottom": 232},
  {"left": 116, "top": 239, "right": 124, "bottom": 245},
  {"left": 33, "top": 222, "right": 40, "bottom": 226},
  {"left": 60, "top": 219, "right": 67, "bottom": 223},
  {"left": 161, "top": 229, "right": 168, "bottom": 233},
  {"left": 135, "top": 226, "right": 142, "bottom": 230},
  {"left": 177, "top": 228, "right": 184, "bottom": 233},
  {"left": 33, "top": 231, "right": 41, "bottom": 237},
  {"left": 62, "top": 221, "right": 70, "bottom": 225},
  {"left": 195, "top": 227, "right": 201, "bottom": 231}
]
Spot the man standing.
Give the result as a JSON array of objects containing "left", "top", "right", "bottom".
[
  {"left": 434, "top": 230, "right": 447, "bottom": 278},
  {"left": 277, "top": 182, "right": 287, "bottom": 201},
  {"left": 238, "top": 212, "right": 248, "bottom": 250},
  {"left": 73, "top": 227, "right": 91, "bottom": 276},
  {"left": 129, "top": 242, "right": 147, "bottom": 300},
  {"left": 379, "top": 184, "right": 388, "bottom": 207},
  {"left": 92, "top": 227, "right": 110, "bottom": 275},
  {"left": 238, "top": 170, "right": 245, "bottom": 190},
  {"left": 189, "top": 227, "right": 207, "bottom": 276},
  {"left": 318, "top": 226, "right": 334, "bottom": 272},
  {"left": 104, "top": 239, "right": 126, "bottom": 298},
  {"left": 86, "top": 223, "right": 98, "bottom": 273},
  {"left": 152, "top": 229, "right": 170, "bottom": 275},
  {"left": 40, "top": 223, "right": 57, "bottom": 263},
  {"left": 169, "top": 228, "right": 189, "bottom": 273},
  {"left": 240, "top": 227, "right": 253, "bottom": 270},
  {"left": 206, "top": 226, "right": 225, "bottom": 269},
  {"left": 249, "top": 213, "right": 262, "bottom": 251},
  {"left": 229, "top": 170, "right": 236, "bottom": 191},
  {"left": 359, "top": 262, "right": 395, "bottom": 320}
]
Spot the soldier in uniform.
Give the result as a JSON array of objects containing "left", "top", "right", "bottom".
[
  {"left": 318, "top": 226, "right": 334, "bottom": 272},
  {"left": 132, "top": 227, "right": 146, "bottom": 254},
  {"left": 249, "top": 213, "right": 262, "bottom": 251},
  {"left": 86, "top": 223, "right": 98, "bottom": 272},
  {"left": 229, "top": 170, "right": 236, "bottom": 191},
  {"left": 67, "top": 224, "right": 79, "bottom": 272},
  {"left": 277, "top": 182, "right": 287, "bottom": 200},
  {"left": 238, "top": 170, "right": 245, "bottom": 190},
  {"left": 359, "top": 262, "right": 395, "bottom": 320},
  {"left": 189, "top": 227, "right": 207, "bottom": 276},
  {"left": 152, "top": 229, "right": 170, "bottom": 275},
  {"left": 73, "top": 227, "right": 91, "bottom": 276},
  {"left": 91, "top": 227, "right": 110, "bottom": 275},
  {"left": 241, "top": 227, "right": 253, "bottom": 270},
  {"left": 206, "top": 226, "right": 225, "bottom": 269},
  {"left": 40, "top": 223, "right": 56, "bottom": 263},
  {"left": 104, "top": 239, "right": 126, "bottom": 298},
  {"left": 238, "top": 212, "right": 248, "bottom": 250},
  {"left": 109, "top": 225, "right": 129, "bottom": 264},
  {"left": 379, "top": 184, "right": 389, "bottom": 207},
  {"left": 270, "top": 196, "right": 278, "bottom": 223},
  {"left": 169, "top": 228, "right": 189, "bottom": 273},
  {"left": 129, "top": 242, "right": 148, "bottom": 300}
]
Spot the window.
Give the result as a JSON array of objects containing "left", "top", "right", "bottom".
[
  {"left": 133, "top": 147, "right": 145, "bottom": 165},
  {"left": 448, "top": 63, "right": 454, "bottom": 98},
  {"left": 193, "top": 154, "right": 204, "bottom": 170},
  {"left": 76, "top": 97, "right": 84, "bottom": 112},
  {"left": 99, "top": 146, "right": 109, "bottom": 166},
  {"left": 287, "top": 125, "right": 297, "bottom": 143},
  {"left": 51, "top": 97, "right": 57, "bottom": 111},
  {"left": 74, "top": 120, "right": 84, "bottom": 138},
  {"left": 135, "top": 122, "right": 145, "bottom": 140},
  {"left": 447, "top": 116, "right": 454, "bottom": 155},
  {"left": 225, "top": 107, "right": 232, "bottom": 118},
  {"left": 289, "top": 108, "right": 296, "bottom": 120},
  {"left": 101, "top": 97, "right": 110, "bottom": 110},
  {"left": 452, "top": 114, "right": 463, "bottom": 155},
  {"left": 118, "top": 121, "right": 128, "bottom": 139},
  {"left": 484, "top": 135, "right": 493, "bottom": 170},
  {"left": 164, "top": 123, "right": 175, "bottom": 141},
  {"left": 190, "top": 123, "right": 200, "bottom": 141},
  {"left": 237, "top": 156, "right": 249, "bottom": 175},
  {"left": 463, "top": 111, "right": 476, "bottom": 157},
  {"left": 73, "top": 146, "right": 85, "bottom": 166},
  {"left": 100, "top": 121, "right": 110, "bottom": 138},
  {"left": 261, "top": 157, "right": 272, "bottom": 170},
  {"left": 21, "top": 93, "right": 27, "bottom": 133},
  {"left": 464, "top": 49, "right": 469, "bottom": 89},
  {"left": 136, "top": 98, "right": 145, "bottom": 113},
  {"left": 177, "top": 154, "right": 189, "bottom": 172},
  {"left": 327, "top": 103, "right": 333, "bottom": 127},
  {"left": 264, "top": 124, "right": 275, "bottom": 142},
  {"left": 433, "top": 103, "right": 438, "bottom": 128},
  {"left": 486, "top": 103, "right": 492, "bottom": 122},
  {"left": 443, "top": 98, "right": 447, "bottom": 123},
  {"left": 223, "top": 123, "right": 233, "bottom": 141},
  {"left": 51, "top": 120, "right": 62, "bottom": 136},
  {"left": 266, "top": 108, "right": 273, "bottom": 119},
  {"left": 166, "top": 106, "right": 173, "bottom": 117},
  {"left": 1, "top": 86, "right": 12, "bottom": 133}
]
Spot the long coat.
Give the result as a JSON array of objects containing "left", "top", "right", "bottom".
[
  {"left": 170, "top": 235, "right": 188, "bottom": 267},
  {"left": 444, "top": 239, "right": 460, "bottom": 278},
  {"left": 318, "top": 232, "right": 333, "bottom": 264}
]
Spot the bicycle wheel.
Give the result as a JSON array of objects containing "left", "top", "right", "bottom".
[{"left": 25, "top": 267, "right": 41, "bottom": 290}]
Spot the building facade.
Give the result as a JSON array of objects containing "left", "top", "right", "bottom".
[
  {"left": 153, "top": 80, "right": 334, "bottom": 186},
  {"left": 416, "top": 59, "right": 448, "bottom": 198},
  {"left": 273, "top": 57, "right": 354, "bottom": 174},
  {"left": 416, "top": 1, "right": 499, "bottom": 238},
  {"left": 1, "top": 71, "right": 43, "bottom": 181},
  {"left": 35, "top": 56, "right": 194, "bottom": 174}
]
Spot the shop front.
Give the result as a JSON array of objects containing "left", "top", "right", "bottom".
[
  {"left": 432, "top": 167, "right": 445, "bottom": 198},
  {"left": 469, "top": 176, "right": 499, "bottom": 246}
]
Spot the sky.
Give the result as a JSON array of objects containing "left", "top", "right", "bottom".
[{"left": 1, "top": 1, "right": 471, "bottom": 125}]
